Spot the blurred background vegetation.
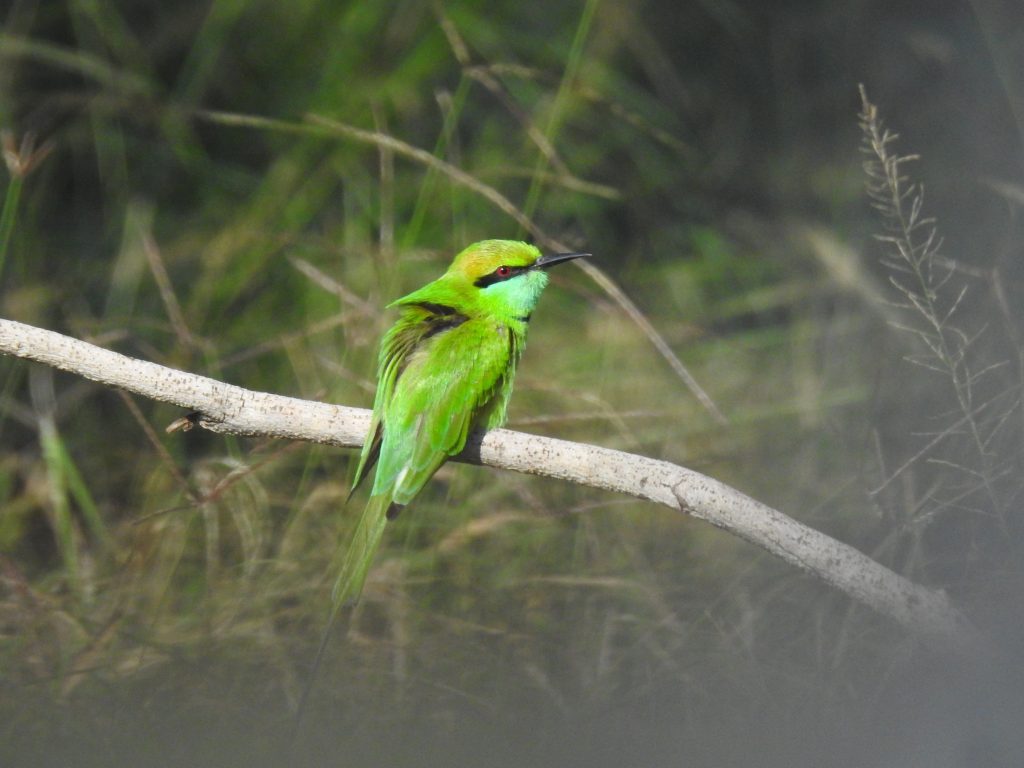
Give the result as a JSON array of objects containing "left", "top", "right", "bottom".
[{"left": 2, "top": 0, "right": 1024, "bottom": 766}]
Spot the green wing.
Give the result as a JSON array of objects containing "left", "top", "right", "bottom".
[
  {"left": 349, "top": 306, "right": 426, "bottom": 496},
  {"left": 350, "top": 301, "right": 524, "bottom": 509},
  {"left": 373, "top": 314, "right": 514, "bottom": 507},
  {"left": 336, "top": 303, "right": 517, "bottom": 607}
]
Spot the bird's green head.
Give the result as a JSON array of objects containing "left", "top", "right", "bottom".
[{"left": 447, "top": 239, "right": 588, "bottom": 318}]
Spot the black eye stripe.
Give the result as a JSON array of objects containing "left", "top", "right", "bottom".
[{"left": 473, "top": 265, "right": 528, "bottom": 288}]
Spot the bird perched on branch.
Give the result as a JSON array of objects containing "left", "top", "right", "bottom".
[{"left": 335, "top": 239, "right": 588, "bottom": 606}]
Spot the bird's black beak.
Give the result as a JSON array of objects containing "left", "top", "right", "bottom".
[{"left": 534, "top": 251, "right": 590, "bottom": 270}]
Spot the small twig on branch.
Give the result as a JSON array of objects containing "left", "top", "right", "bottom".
[{"left": 0, "top": 317, "right": 980, "bottom": 651}]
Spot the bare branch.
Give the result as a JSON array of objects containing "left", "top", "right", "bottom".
[{"left": 0, "top": 317, "right": 980, "bottom": 651}]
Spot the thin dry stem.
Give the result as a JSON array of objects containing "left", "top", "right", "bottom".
[{"left": 859, "top": 85, "right": 1009, "bottom": 517}]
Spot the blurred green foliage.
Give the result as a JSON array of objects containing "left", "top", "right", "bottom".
[{"left": 2, "top": 0, "right": 1024, "bottom": 766}]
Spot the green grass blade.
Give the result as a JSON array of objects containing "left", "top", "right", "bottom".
[
  {"left": 38, "top": 417, "right": 82, "bottom": 601},
  {"left": 0, "top": 174, "right": 22, "bottom": 280}
]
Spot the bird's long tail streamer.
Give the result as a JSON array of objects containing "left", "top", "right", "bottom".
[{"left": 292, "top": 494, "right": 391, "bottom": 745}]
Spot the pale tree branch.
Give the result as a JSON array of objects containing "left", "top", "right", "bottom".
[{"left": 0, "top": 317, "right": 980, "bottom": 651}]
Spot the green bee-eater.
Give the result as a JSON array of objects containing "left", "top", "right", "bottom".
[{"left": 334, "top": 239, "right": 588, "bottom": 606}]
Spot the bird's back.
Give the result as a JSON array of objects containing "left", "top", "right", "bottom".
[{"left": 371, "top": 308, "right": 524, "bottom": 506}]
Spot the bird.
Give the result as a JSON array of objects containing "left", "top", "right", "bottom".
[{"left": 333, "top": 239, "right": 589, "bottom": 607}]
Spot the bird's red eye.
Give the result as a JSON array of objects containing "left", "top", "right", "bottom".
[{"left": 496, "top": 265, "right": 511, "bottom": 277}]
